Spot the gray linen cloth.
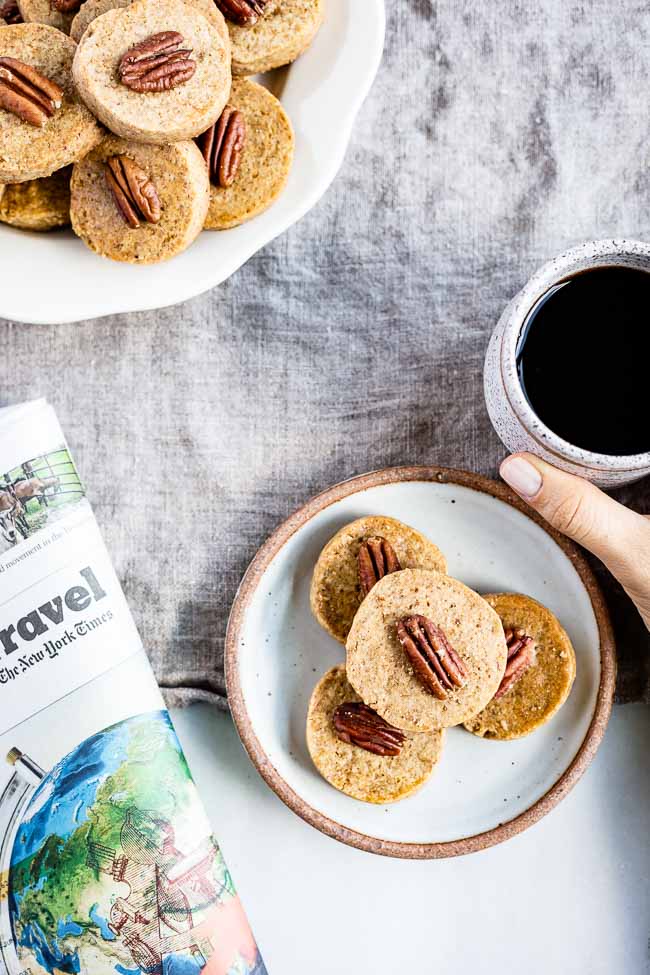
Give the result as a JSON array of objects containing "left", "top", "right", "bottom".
[{"left": 1, "top": 0, "right": 648, "bottom": 704}]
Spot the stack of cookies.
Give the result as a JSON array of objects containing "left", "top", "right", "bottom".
[
  {"left": 307, "top": 516, "right": 577, "bottom": 804},
  {"left": 0, "top": 0, "right": 324, "bottom": 261}
]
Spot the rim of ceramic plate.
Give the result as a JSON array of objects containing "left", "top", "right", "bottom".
[{"left": 225, "top": 465, "right": 616, "bottom": 859}]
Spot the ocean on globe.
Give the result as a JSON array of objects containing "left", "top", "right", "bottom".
[{"left": 8, "top": 711, "right": 266, "bottom": 975}]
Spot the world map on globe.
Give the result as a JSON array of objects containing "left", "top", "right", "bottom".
[{"left": 7, "top": 711, "right": 265, "bottom": 975}]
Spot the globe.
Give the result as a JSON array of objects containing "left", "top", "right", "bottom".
[{"left": 8, "top": 711, "right": 265, "bottom": 975}]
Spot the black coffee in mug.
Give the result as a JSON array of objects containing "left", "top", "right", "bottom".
[{"left": 515, "top": 266, "right": 650, "bottom": 456}]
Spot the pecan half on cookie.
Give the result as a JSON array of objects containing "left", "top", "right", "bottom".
[
  {"left": 332, "top": 702, "right": 405, "bottom": 756},
  {"left": 0, "top": 57, "right": 62, "bottom": 127},
  {"left": 105, "top": 155, "right": 161, "bottom": 229},
  {"left": 118, "top": 31, "right": 196, "bottom": 92},
  {"left": 358, "top": 536, "right": 401, "bottom": 596},
  {"left": 397, "top": 615, "right": 468, "bottom": 700},
  {"left": 197, "top": 106, "right": 246, "bottom": 188},
  {"left": 51, "top": 0, "right": 83, "bottom": 14},
  {"left": 215, "top": 0, "right": 267, "bottom": 27},
  {"left": 493, "top": 627, "right": 535, "bottom": 699},
  {"left": 0, "top": 0, "right": 23, "bottom": 24}
]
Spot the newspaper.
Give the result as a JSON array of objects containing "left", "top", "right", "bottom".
[{"left": 0, "top": 400, "right": 266, "bottom": 975}]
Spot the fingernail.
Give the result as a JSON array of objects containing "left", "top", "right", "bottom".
[{"left": 500, "top": 456, "right": 543, "bottom": 499}]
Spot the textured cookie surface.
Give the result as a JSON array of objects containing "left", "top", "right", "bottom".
[
  {"left": 72, "top": 0, "right": 231, "bottom": 143},
  {"left": 203, "top": 78, "right": 293, "bottom": 230},
  {"left": 70, "top": 134, "right": 209, "bottom": 263},
  {"left": 70, "top": 0, "right": 228, "bottom": 44},
  {"left": 229, "top": 0, "right": 324, "bottom": 75},
  {"left": 0, "top": 166, "right": 71, "bottom": 229},
  {"left": 464, "top": 593, "right": 577, "bottom": 741},
  {"left": 310, "top": 516, "right": 447, "bottom": 644},
  {"left": 307, "top": 665, "right": 444, "bottom": 804},
  {"left": 17, "top": 0, "right": 74, "bottom": 35},
  {"left": 346, "top": 569, "right": 507, "bottom": 732},
  {"left": 0, "top": 24, "right": 103, "bottom": 183}
]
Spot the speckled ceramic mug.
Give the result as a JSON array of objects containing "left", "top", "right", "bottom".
[{"left": 484, "top": 239, "right": 650, "bottom": 488}]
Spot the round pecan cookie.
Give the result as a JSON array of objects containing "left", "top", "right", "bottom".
[
  {"left": 0, "top": 24, "right": 103, "bottom": 183},
  {"left": 226, "top": 0, "right": 324, "bottom": 76},
  {"left": 199, "top": 78, "right": 294, "bottom": 231},
  {"left": 310, "top": 516, "right": 447, "bottom": 645},
  {"left": 464, "top": 593, "right": 576, "bottom": 741},
  {"left": 307, "top": 665, "right": 445, "bottom": 804},
  {"left": 17, "top": 0, "right": 76, "bottom": 36},
  {"left": 0, "top": 166, "right": 71, "bottom": 229},
  {"left": 70, "top": 0, "right": 229, "bottom": 45},
  {"left": 70, "top": 134, "right": 209, "bottom": 263},
  {"left": 346, "top": 569, "right": 507, "bottom": 733},
  {"left": 72, "top": 0, "right": 231, "bottom": 144}
]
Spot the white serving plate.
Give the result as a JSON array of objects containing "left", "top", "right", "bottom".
[
  {"left": 0, "top": 0, "right": 385, "bottom": 324},
  {"left": 225, "top": 468, "right": 615, "bottom": 858}
]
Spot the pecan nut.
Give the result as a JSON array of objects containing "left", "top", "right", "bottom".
[
  {"left": 493, "top": 627, "right": 535, "bottom": 699},
  {"left": 105, "top": 155, "right": 161, "bottom": 229},
  {"left": 214, "top": 0, "right": 267, "bottom": 27},
  {"left": 332, "top": 702, "right": 405, "bottom": 756},
  {"left": 358, "top": 536, "right": 401, "bottom": 596},
  {"left": 396, "top": 615, "right": 468, "bottom": 700},
  {"left": 0, "top": 57, "right": 62, "bottom": 127},
  {"left": 197, "top": 106, "right": 246, "bottom": 188},
  {"left": 51, "top": 0, "right": 83, "bottom": 13},
  {"left": 118, "top": 32, "right": 196, "bottom": 92},
  {"left": 0, "top": 0, "right": 23, "bottom": 23}
]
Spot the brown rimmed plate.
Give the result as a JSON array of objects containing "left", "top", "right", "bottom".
[{"left": 225, "top": 467, "right": 615, "bottom": 859}]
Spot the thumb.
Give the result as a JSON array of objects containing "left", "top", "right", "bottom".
[{"left": 499, "top": 453, "right": 650, "bottom": 627}]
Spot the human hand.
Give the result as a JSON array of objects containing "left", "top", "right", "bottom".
[{"left": 499, "top": 453, "right": 650, "bottom": 631}]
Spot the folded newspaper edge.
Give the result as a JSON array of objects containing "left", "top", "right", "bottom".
[{"left": 0, "top": 400, "right": 266, "bottom": 975}]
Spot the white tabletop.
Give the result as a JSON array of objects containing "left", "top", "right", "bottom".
[{"left": 173, "top": 703, "right": 650, "bottom": 975}]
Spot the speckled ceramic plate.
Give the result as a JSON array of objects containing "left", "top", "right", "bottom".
[
  {"left": 225, "top": 467, "right": 615, "bottom": 858},
  {"left": 0, "top": 0, "right": 385, "bottom": 324}
]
